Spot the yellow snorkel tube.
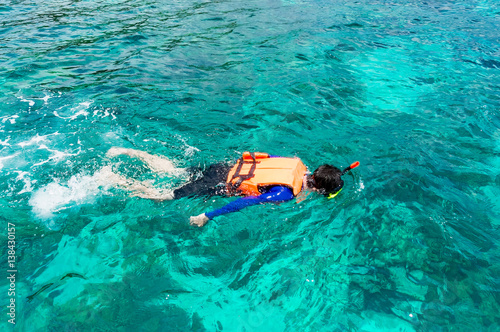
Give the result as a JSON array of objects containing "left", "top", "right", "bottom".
[
  {"left": 327, "top": 161, "right": 360, "bottom": 199},
  {"left": 327, "top": 188, "right": 343, "bottom": 199}
]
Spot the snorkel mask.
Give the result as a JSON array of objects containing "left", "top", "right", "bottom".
[{"left": 327, "top": 161, "right": 360, "bottom": 199}]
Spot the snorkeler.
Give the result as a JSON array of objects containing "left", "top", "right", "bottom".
[{"left": 103, "top": 148, "right": 359, "bottom": 227}]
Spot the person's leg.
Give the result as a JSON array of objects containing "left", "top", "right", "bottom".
[
  {"left": 173, "top": 163, "right": 230, "bottom": 199},
  {"left": 106, "top": 147, "right": 186, "bottom": 175},
  {"left": 96, "top": 166, "right": 174, "bottom": 201}
]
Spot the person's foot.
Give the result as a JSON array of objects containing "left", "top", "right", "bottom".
[
  {"left": 95, "top": 166, "right": 128, "bottom": 187},
  {"left": 106, "top": 147, "right": 132, "bottom": 157},
  {"left": 131, "top": 188, "right": 174, "bottom": 201}
]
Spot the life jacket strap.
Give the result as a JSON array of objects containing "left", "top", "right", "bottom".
[{"left": 229, "top": 152, "right": 258, "bottom": 193}]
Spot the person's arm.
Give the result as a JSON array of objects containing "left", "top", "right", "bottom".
[{"left": 189, "top": 186, "right": 294, "bottom": 227}]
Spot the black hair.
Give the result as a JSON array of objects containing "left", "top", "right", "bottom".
[{"left": 311, "top": 164, "right": 344, "bottom": 195}]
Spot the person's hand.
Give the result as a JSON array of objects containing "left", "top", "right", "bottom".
[{"left": 190, "top": 213, "right": 209, "bottom": 227}]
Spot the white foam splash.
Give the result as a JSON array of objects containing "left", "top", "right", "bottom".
[
  {"left": 32, "top": 144, "right": 77, "bottom": 166},
  {"left": 184, "top": 144, "right": 200, "bottom": 157},
  {"left": 140, "top": 135, "right": 200, "bottom": 158},
  {"left": 16, "top": 91, "right": 57, "bottom": 110},
  {"left": 19, "top": 97, "right": 35, "bottom": 107},
  {"left": 29, "top": 173, "right": 102, "bottom": 221},
  {"left": 15, "top": 171, "right": 33, "bottom": 194},
  {"left": 18, "top": 133, "right": 51, "bottom": 148},
  {"left": 0, "top": 154, "right": 19, "bottom": 170},
  {"left": 40, "top": 93, "right": 52, "bottom": 104},
  {"left": 54, "top": 101, "right": 92, "bottom": 120},
  {"left": 0, "top": 137, "right": 11, "bottom": 146},
  {"left": 93, "top": 107, "right": 117, "bottom": 120},
  {"left": 15, "top": 133, "right": 78, "bottom": 167},
  {"left": 175, "top": 134, "right": 200, "bottom": 157},
  {"left": 1, "top": 115, "right": 19, "bottom": 124}
]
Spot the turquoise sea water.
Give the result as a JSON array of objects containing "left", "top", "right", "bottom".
[{"left": 1, "top": 0, "right": 499, "bottom": 330}]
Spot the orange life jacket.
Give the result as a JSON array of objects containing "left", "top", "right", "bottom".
[{"left": 226, "top": 152, "right": 307, "bottom": 196}]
